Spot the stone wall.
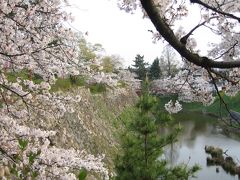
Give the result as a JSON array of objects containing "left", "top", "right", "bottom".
[{"left": 22, "top": 87, "right": 138, "bottom": 176}]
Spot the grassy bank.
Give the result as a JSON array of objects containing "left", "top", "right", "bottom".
[{"left": 157, "top": 93, "right": 240, "bottom": 117}]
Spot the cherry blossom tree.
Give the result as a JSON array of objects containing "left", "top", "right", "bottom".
[
  {"left": 118, "top": 0, "right": 240, "bottom": 123},
  {"left": 0, "top": 0, "right": 109, "bottom": 179},
  {"left": 159, "top": 45, "right": 180, "bottom": 77}
]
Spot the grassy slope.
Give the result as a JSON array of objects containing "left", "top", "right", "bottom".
[{"left": 5, "top": 69, "right": 109, "bottom": 94}]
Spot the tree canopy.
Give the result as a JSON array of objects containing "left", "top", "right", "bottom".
[
  {"left": 129, "top": 54, "right": 148, "bottom": 81},
  {"left": 149, "top": 58, "right": 161, "bottom": 80},
  {"left": 1, "top": 0, "right": 240, "bottom": 178},
  {"left": 115, "top": 80, "right": 199, "bottom": 179},
  {"left": 0, "top": 0, "right": 109, "bottom": 179},
  {"left": 118, "top": 0, "right": 240, "bottom": 124},
  {"left": 118, "top": 0, "right": 240, "bottom": 75}
]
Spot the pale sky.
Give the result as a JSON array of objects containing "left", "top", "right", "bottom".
[
  {"left": 67, "top": 0, "right": 165, "bottom": 66},
  {"left": 67, "top": 0, "right": 217, "bottom": 67}
]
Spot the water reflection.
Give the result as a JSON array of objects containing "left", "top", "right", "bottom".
[{"left": 163, "top": 112, "right": 240, "bottom": 180}]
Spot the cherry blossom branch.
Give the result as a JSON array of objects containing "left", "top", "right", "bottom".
[
  {"left": 0, "top": 83, "right": 30, "bottom": 97},
  {"left": 209, "top": 68, "right": 238, "bottom": 85},
  {"left": 0, "top": 147, "right": 17, "bottom": 163},
  {"left": 140, "top": 0, "right": 240, "bottom": 69},
  {"left": 206, "top": 68, "right": 240, "bottom": 127},
  {"left": 0, "top": 42, "right": 64, "bottom": 58},
  {"left": 190, "top": 0, "right": 240, "bottom": 22},
  {"left": 206, "top": 68, "right": 229, "bottom": 111},
  {"left": 0, "top": 91, "right": 11, "bottom": 114},
  {"left": 180, "top": 17, "right": 217, "bottom": 45},
  {"left": 175, "top": 69, "right": 191, "bottom": 93},
  {"left": 213, "top": 40, "right": 238, "bottom": 60}
]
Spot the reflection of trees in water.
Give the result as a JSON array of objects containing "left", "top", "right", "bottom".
[
  {"left": 162, "top": 113, "right": 240, "bottom": 179},
  {"left": 164, "top": 142, "right": 181, "bottom": 165},
  {"left": 164, "top": 113, "right": 219, "bottom": 164},
  {"left": 175, "top": 121, "right": 197, "bottom": 149},
  {"left": 175, "top": 113, "right": 217, "bottom": 149}
]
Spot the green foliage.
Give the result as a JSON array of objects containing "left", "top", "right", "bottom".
[
  {"left": 69, "top": 75, "right": 86, "bottom": 87},
  {"left": 51, "top": 78, "right": 72, "bottom": 92},
  {"left": 28, "top": 150, "right": 41, "bottom": 165},
  {"left": 101, "top": 56, "right": 114, "bottom": 73},
  {"left": 78, "top": 37, "right": 104, "bottom": 62},
  {"left": 78, "top": 168, "right": 87, "bottom": 180},
  {"left": 117, "top": 80, "right": 127, "bottom": 88},
  {"left": 79, "top": 38, "right": 103, "bottom": 62},
  {"left": 6, "top": 69, "right": 43, "bottom": 84},
  {"left": 149, "top": 58, "right": 161, "bottom": 80},
  {"left": 50, "top": 75, "right": 85, "bottom": 92},
  {"left": 6, "top": 11, "right": 16, "bottom": 18},
  {"left": 129, "top": 54, "right": 148, "bottom": 80},
  {"left": 47, "top": 39, "right": 59, "bottom": 46},
  {"left": 116, "top": 106, "right": 138, "bottom": 129},
  {"left": 4, "top": 139, "right": 41, "bottom": 179},
  {"left": 5, "top": 70, "right": 85, "bottom": 92},
  {"left": 88, "top": 83, "right": 107, "bottom": 94},
  {"left": 204, "top": 93, "right": 240, "bottom": 115},
  {"left": 90, "top": 64, "right": 100, "bottom": 71},
  {"left": 163, "top": 164, "right": 201, "bottom": 180},
  {"left": 18, "top": 139, "right": 28, "bottom": 151},
  {"left": 157, "top": 93, "right": 240, "bottom": 117},
  {"left": 115, "top": 80, "right": 198, "bottom": 179}
]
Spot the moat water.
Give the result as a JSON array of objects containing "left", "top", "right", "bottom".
[{"left": 163, "top": 112, "right": 240, "bottom": 180}]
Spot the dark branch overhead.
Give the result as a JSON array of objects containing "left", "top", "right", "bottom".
[
  {"left": 190, "top": 0, "right": 240, "bottom": 23},
  {"left": 140, "top": 0, "right": 240, "bottom": 69}
]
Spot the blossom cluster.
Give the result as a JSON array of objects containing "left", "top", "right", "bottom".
[
  {"left": 0, "top": 115, "right": 109, "bottom": 179},
  {"left": 0, "top": 0, "right": 83, "bottom": 118},
  {"left": 164, "top": 100, "right": 182, "bottom": 114},
  {"left": 0, "top": 0, "right": 109, "bottom": 179},
  {"left": 151, "top": 67, "right": 216, "bottom": 107},
  {"left": 86, "top": 69, "right": 140, "bottom": 90}
]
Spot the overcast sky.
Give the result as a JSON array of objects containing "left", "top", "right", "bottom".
[
  {"left": 67, "top": 0, "right": 216, "bottom": 67},
  {"left": 67, "top": 0, "right": 166, "bottom": 66}
]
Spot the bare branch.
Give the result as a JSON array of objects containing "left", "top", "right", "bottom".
[
  {"left": 209, "top": 68, "right": 238, "bottom": 85},
  {"left": 180, "top": 17, "right": 217, "bottom": 45},
  {"left": 213, "top": 41, "right": 238, "bottom": 60},
  {"left": 207, "top": 68, "right": 240, "bottom": 127}
]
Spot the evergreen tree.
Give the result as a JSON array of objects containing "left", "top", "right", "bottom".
[
  {"left": 149, "top": 58, "right": 161, "bottom": 80},
  {"left": 115, "top": 80, "right": 200, "bottom": 180},
  {"left": 129, "top": 54, "right": 148, "bottom": 80}
]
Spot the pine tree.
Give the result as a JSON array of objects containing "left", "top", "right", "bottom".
[
  {"left": 129, "top": 54, "right": 148, "bottom": 80},
  {"left": 115, "top": 80, "right": 200, "bottom": 180},
  {"left": 149, "top": 58, "right": 161, "bottom": 80}
]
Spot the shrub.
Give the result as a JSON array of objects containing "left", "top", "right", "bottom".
[{"left": 88, "top": 83, "right": 107, "bottom": 94}]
